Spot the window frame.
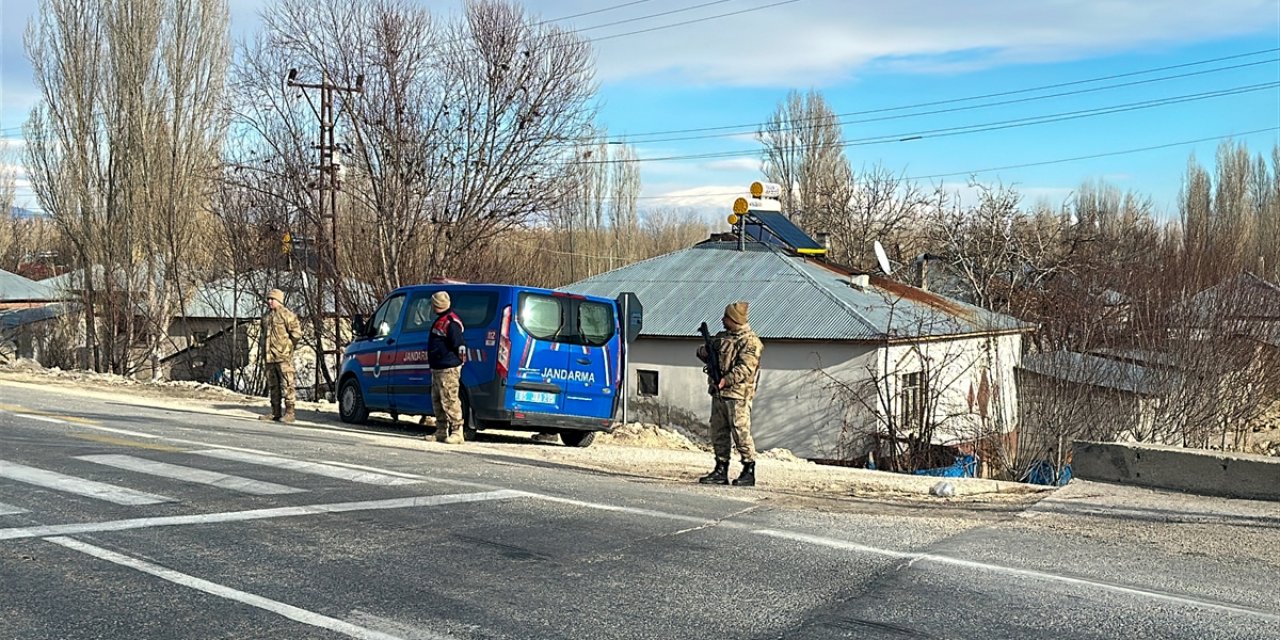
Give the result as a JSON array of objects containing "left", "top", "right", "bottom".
[{"left": 636, "top": 369, "right": 659, "bottom": 397}]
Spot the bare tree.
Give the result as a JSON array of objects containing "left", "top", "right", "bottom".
[
  {"left": 25, "top": 0, "right": 229, "bottom": 376},
  {"left": 757, "top": 89, "right": 851, "bottom": 229}
]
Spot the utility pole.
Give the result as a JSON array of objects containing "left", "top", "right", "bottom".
[{"left": 287, "top": 68, "right": 363, "bottom": 401}]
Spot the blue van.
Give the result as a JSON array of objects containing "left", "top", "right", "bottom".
[{"left": 337, "top": 283, "right": 624, "bottom": 447}]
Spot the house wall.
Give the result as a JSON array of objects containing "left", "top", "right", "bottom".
[
  {"left": 1016, "top": 370, "right": 1153, "bottom": 467},
  {"left": 622, "top": 337, "right": 880, "bottom": 460},
  {"left": 165, "top": 317, "right": 352, "bottom": 401},
  {"left": 880, "top": 333, "right": 1023, "bottom": 445}
]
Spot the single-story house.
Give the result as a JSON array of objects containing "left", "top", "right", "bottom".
[
  {"left": 1017, "top": 350, "right": 1178, "bottom": 467},
  {"left": 561, "top": 236, "right": 1034, "bottom": 468},
  {"left": 162, "top": 270, "right": 372, "bottom": 399},
  {"left": 0, "top": 268, "right": 60, "bottom": 311}
]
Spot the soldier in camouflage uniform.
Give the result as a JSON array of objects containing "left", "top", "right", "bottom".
[
  {"left": 696, "top": 301, "right": 764, "bottom": 486},
  {"left": 259, "top": 288, "right": 303, "bottom": 423},
  {"left": 427, "top": 291, "right": 467, "bottom": 444}
]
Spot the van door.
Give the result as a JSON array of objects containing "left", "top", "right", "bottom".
[
  {"left": 350, "top": 292, "right": 406, "bottom": 412},
  {"left": 386, "top": 290, "right": 436, "bottom": 416},
  {"left": 560, "top": 297, "right": 618, "bottom": 420},
  {"left": 509, "top": 292, "right": 568, "bottom": 414},
  {"left": 391, "top": 287, "right": 500, "bottom": 417}
]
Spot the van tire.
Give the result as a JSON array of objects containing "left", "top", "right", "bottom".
[
  {"left": 339, "top": 378, "right": 369, "bottom": 424},
  {"left": 560, "top": 431, "right": 595, "bottom": 448},
  {"left": 461, "top": 392, "right": 479, "bottom": 441}
]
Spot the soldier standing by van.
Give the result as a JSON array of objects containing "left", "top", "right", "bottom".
[
  {"left": 259, "top": 288, "right": 303, "bottom": 423},
  {"left": 696, "top": 301, "right": 763, "bottom": 486},
  {"left": 428, "top": 291, "right": 467, "bottom": 444}
]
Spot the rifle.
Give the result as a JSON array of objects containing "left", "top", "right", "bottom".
[{"left": 698, "top": 321, "right": 722, "bottom": 394}]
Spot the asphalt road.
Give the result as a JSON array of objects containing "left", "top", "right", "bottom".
[{"left": 1, "top": 383, "right": 1278, "bottom": 639}]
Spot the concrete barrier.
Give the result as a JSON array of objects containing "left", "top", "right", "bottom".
[{"left": 1072, "top": 440, "right": 1280, "bottom": 501}]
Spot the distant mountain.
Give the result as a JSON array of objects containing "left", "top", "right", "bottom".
[{"left": 7, "top": 206, "right": 42, "bottom": 219}]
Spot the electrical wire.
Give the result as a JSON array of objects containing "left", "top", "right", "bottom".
[
  {"left": 614, "top": 126, "right": 1280, "bottom": 200},
  {"left": 610, "top": 47, "right": 1280, "bottom": 140},
  {"left": 609, "top": 58, "right": 1278, "bottom": 145},
  {"left": 569, "top": 81, "right": 1280, "bottom": 165}
]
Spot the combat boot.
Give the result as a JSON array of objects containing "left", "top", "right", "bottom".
[
  {"left": 698, "top": 460, "right": 729, "bottom": 485},
  {"left": 732, "top": 461, "right": 756, "bottom": 487},
  {"left": 258, "top": 413, "right": 278, "bottom": 421},
  {"left": 280, "top": 411, "right": 296, "bottom": 424},
  {"left": 443, "top": 429, "right": 465, "bottom": 445}
]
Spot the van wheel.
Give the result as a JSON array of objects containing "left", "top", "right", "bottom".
[
  {"left": 339, "top": 378, "right": 369, "bottom": 424},
  {"left": 560, "top": 431, "right": 595, "bottom": 448},
  {"left": 461, "top": 393, "right": 479, "bottom": 441}
]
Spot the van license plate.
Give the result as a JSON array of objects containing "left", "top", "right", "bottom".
[{"left": 515, "top": 390, "right": 557, "bottom": 404}]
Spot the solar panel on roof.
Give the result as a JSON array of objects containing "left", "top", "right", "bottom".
[{"left": 744, "top": 211, "right": 826, "bottom": 254}]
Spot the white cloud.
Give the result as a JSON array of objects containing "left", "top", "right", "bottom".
[
  {"left": 641, "top": 184, "right": 746, "bottom": 207},
  {"left": 588, "top": 0, "right": 1279, "bottom": 87},
  {"left": 701, "top": 157, "right": 759, "bottom": 172}
]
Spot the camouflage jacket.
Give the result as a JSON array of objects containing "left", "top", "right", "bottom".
[
  {"left": 261, "top": 306, "right": 303, "bottom": 365},
  {"left": 707, "top": 324, "right": 763, "bottom": 400}
]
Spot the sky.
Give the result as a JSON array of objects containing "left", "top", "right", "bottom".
[{"left": 2, "top": 0, "right": 1278, "bottom": 221}]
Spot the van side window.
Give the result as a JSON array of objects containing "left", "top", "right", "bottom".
[
  {"left": 404, "top": 291, "right": 498, "bottom": 333},
  {"left": 369, "top": 294, "right": 405, "bottom": 338},
  {"left": 403, "top": 296, "right": 434, "bottom": 333},
  {"left": 519, "top": 293, "right": 563, "bottom": 340},
  {"left": 451, "top": 292, "right": 498, "bottom": 326},
  {"left": 577, "top": 300, "right": 614, "bottom": 346}
]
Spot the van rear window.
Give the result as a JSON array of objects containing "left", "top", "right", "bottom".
[
  {"left": 519, "top": 294, "right": 563, "bottom": 340},
  {"left": 577, "top": 300, "right": 614, "bottom": 347},
  {"left": 517, "top": 293, "right": 615, "bottom": 346}
]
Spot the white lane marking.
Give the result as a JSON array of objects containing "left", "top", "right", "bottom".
[
  {"left": 0, "top": 460, "right": 174, "bottom": 505},
  {"left": 0, "top": 501, "right": 28, "bottom": 516},
  {"left": 526, "top": 493, "right": 1280, "bottom": 622},
  {"left": 190, "top": 450, "right": 423, "bottom": 486},
  {"left": 754, "top": 529, "right": 1280, "bottom": 622},
  {"left": 2, "top": 410, "right": 492, "bottom": 490},
  {"left": 45, "top": 537, "right": 435, "bottom": 640},
  {"left": 0, "top": 490, "right": 527, "bottom": 541},
  {"left": 534, "top": 494, "right": 728, "bottom": 525},
  {"left": 14, "top": 414, "right": 68, "bottom": 425},
  {"left": 76, "top": 454, "right": 306, "bottom": 496}
]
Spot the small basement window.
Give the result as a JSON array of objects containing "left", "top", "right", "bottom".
[{"left": 637, "top": 370, "right": 659, "bottom": 397}]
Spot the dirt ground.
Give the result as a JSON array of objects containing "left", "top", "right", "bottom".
[{"left": 0, "top": 360, "right": 1052, "bottom": 508}]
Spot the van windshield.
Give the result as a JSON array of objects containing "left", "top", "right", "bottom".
[{"left": 517, "top": 293, "right": 615, "bottom": 346}]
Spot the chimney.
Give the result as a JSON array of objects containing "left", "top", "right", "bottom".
[
  {"left": 816, "top": 232, "right": 830, "bottom": 251},
  {"left": 850, "top": 274, "right": 870, "bottom": 289},
  {"left": 915, "top": 253, "right": 940, "bottom": 291}
]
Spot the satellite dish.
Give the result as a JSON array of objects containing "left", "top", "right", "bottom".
[{"left": 873, "top": 240, "right": 892, "bottom": 275}]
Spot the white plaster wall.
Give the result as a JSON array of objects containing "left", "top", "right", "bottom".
[
  {"left": 879, "top": 333, "right": 1023, "bottom": 446},
  {"left": 621, "top": 337, "right": 879, "bottom": 459}
]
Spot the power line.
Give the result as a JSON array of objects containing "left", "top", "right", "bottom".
[
  {"left": 571, "top": 81, "right": 1280, "bottom": 165},
  {"left": 903, "top": 127, "right": 1280, "bottom": 181},
  {"left": 585, "top": 0, "right": 802, "bottom": 44},
  {"left": 617, "top": 127, "right": 1280, "bottom": 201},
  {"left": 610, "top": 47, "right": 1280, "bottom": 141},
  {"left": 1, "top": 0, "right": 799, "bottom": 140},
  {"left": 614, "top": 58, "right": 1278, "bottom": 145}
]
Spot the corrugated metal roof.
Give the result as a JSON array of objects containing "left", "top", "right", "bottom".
[
  {"left": 184, "top": 271, "right": 376, "bottom": 319},
  {"left": 559, "top": 241, "right": 1032, "bottom": 341},
  {"left": 1019, "top": 350, "right": 1176, "bottom": 396},
  {"left": 0, "top": 303, "right": 72, "bottom": 330},
  {"left": 0, "top": 269, "right": 57, "bottom": 302}
]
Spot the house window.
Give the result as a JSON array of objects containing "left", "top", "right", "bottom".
[
  {"left": 637, "top": 370, "right": 659, "bottom": 397},
  {"left": 192, "top": 331, "right": 209, "bottom": 346},
  {"left": 899, "top": 371, "right": 926, "bottom": 431}
]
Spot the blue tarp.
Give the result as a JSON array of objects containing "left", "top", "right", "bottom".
[
  {"left": 914, "top": 454, "right": 978, "bottom": 478},
  {"left": 1023, "top": 460, "right": 1073, "bottom": 486}
]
